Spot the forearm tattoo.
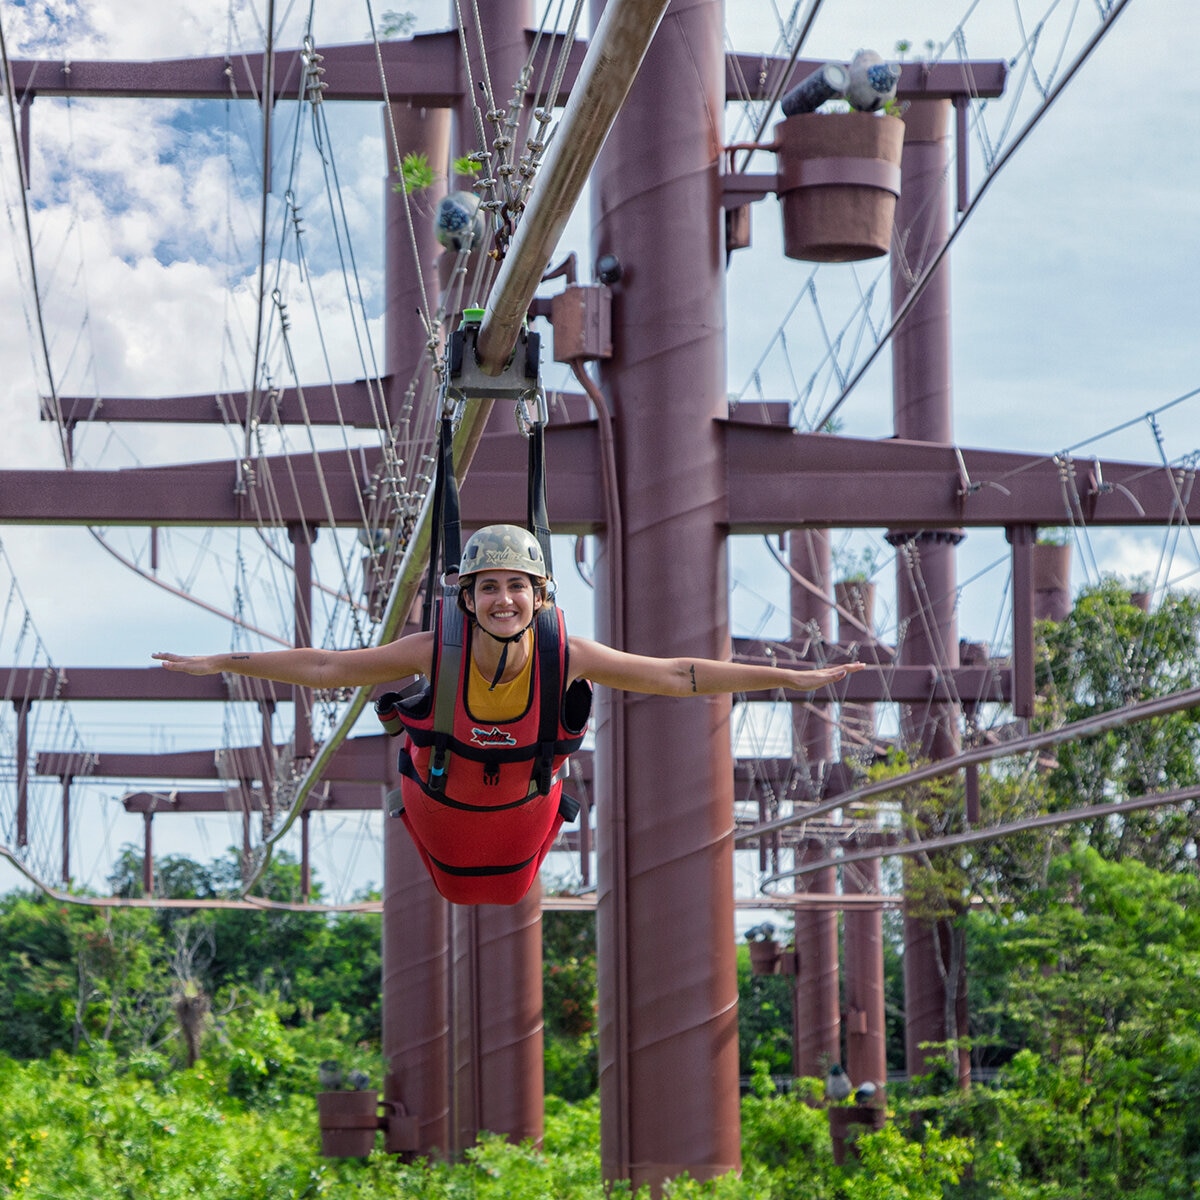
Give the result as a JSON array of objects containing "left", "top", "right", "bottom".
[
  {"left": 689, "top": 664, "right": 697, "bottom": 693},
  {"left": 231, "top": 655, "right": 250, "bottom": 661}
]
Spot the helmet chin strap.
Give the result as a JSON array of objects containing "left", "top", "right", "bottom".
[{"left": 476, "top": 621, "right": 534, "bottom": 691}]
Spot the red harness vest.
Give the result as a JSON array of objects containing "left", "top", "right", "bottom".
[{"left": 376, "top": 604, "right": 591, "bottom": 906}]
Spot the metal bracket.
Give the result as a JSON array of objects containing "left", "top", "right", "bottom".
[{"left": 446, "top": 314, "right": 541, "bottom": 406}]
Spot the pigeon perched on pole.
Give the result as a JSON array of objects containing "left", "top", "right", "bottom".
[
  {"left": 854, "top": 1080, "right": 878, "bottom": 1106},
  {"left": 318, "top": 1060, "right": 343, "bottom": 1090},
  {"left": 825, "top": 1063, "right": 853, "bottom": 1102},
  {"left": 846, "top": 49, "right": 901, "bottom": 113}
]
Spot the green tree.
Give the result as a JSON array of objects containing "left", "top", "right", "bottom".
[
  {"left": 542, "top": 906, "right": 598, "bottom": 1099},
  {"left": 736, "top": 942, "right": 794, "bottom": 1080},
  {"left": 1036, "top": 579, "right": 1200, "bottom": 869},
  {"left": 103, "top": 845, "right": 383, "bottom": 1043},
  {"left": 964, "top": 846, "right": 1200, "bottom": 1194},
  {"left": 0, "top": 893, "right": 81, "bottom": 1057}
]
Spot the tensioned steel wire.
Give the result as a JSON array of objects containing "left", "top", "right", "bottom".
[
  {"left": 3, "top": 0, "right": 1188, "bottom": 908},
  {"left": 725, "top": 0, "right": 1137, "bottom": 434},
  {"left": 719, "top": 0, "right": 1187, "bottom": 901},
  {"left": 742, "top": 506, "right": 1200, "bottom": 902}
]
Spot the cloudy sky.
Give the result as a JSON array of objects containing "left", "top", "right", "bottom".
[{"left": 0, "top": 0, "right": 1197, "bottom": 897}]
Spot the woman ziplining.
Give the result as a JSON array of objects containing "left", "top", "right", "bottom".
[
  {"left": 153, "top": 523, "right": 864, "bottom": 906},
  {"left": 154, "top": 313, "right": 861, "bottom": 905}
]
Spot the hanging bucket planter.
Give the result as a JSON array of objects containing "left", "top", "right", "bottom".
[
  {"left": 828, "top": 1103, "right": 888, "bottom": 1165},
  {"left": 381, "top": 1099, "right": 421, "bottom": 1154},
  {"left": 748, "top": 938, "right": 782, "bottom": 975},
  {"left": 774, "top": 113, "right": 905, "bottom": 262},
  {"left": 317, "top": 1090, "right": 381, "bottom": 1158}
]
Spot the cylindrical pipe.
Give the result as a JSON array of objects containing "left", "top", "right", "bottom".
[
  {"left": 842, "top": 858, "right": 887, "bottom": 1094},
  {"left": 891, "top": 100, "right": 953, "bottom": 444},
  {"left": 787, "top": 533, "right": 841, "bottom": 1077},
  {"left": 789, "top": 530, "right": 832, "bottom": 798},
  {"left": 792, "top": 840, "right": 840, "bottom": 1078},
  {"left": 142, "top": 812, "right": 153, "bottom": 896},
  {"left": 383, "top": 813, "right": 451, "bottom": 1156},
  {"left": 15, "top": 701, "right": 28, "bottom": 847},
  {"left": 288, "top": 522, "right": 316, "bottom": 760},
  {"left": 385, "top": 102, "right": 450, "bottom": 427},
  {"left": 60, "top": 776, "right": 71, "bottom": 886}
]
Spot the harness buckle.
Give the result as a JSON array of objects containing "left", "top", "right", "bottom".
[{"left": 427, "top": 742, "right": 449, "bottom": 794}]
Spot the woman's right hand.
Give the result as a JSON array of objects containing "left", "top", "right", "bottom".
[{"left": 152, "top": 652, "right": 221, "bottom": 676}]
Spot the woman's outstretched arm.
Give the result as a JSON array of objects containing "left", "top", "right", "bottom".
[
  {"left": 153, "top": 631, "right": 434, "bottom": 690},
  {"left": 568, "top": 637, "right": 865, "bottom": 697}
]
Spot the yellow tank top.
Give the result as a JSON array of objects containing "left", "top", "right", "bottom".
[{"left": 467, "top": 632, "right": 534, "bottom": 721}]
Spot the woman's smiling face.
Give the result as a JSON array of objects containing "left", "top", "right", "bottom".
[{"left": 464, "top": 570, "right": 541, "bottom": 635}]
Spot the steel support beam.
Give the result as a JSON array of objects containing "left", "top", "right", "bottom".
[
  {"left": 1, "top": 430, "right": 1192, "bottom": 531},
  {"left": 121, "top": 784, "right": 383, "bottom": 812}
]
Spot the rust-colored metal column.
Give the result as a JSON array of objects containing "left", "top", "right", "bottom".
[
  {"left": 889, "top": 99, "right": 969, "bottom": 1087},
  {"left": 14, "top": 701, "right": 28, "bottom": 846},
  {"left": 142, "top": 812, "right": 153, "bottom": 895},
  {"left": 288, "top": 522, "right": 316, "bottom": 760},
  {"left": 385, "top": 100, "right": 450, "bottom": 422},
  {"left": 841, "top": 858, "right": 887, "bottom": 1093},
  {"left": 451, "top": 891, "right": 545, "bottom": 1151},
  {"left": 454, "top": 0, "right": 533, "bottom": 228},
  {"left": 299, "top": 809, "right": 311, "bottom": 902},
  {"left": 592, "top": 0, "right": 740, "bottom": 1190},
  {"left": 383, "top": 752, "right": 451, "bottom": 1156},
  {"left": 788, "top": 532, "right": 840, "bottom": 1078},
  {"left": 259, "top": 700, "right": 275, "bottom": 827},
  {"left": 380, "top": 101, "right": 453, "bottom": 1159},
  {"left": 792, "top": 839, "right": 839, "bottom": 1079},
  {"left": 835, "top": 599, "right": 887, "bottom": 1094},
  {"left": 1007, "top": 525, "right": 1036, "bottom": 719},
  {"left": 60, "top": 776, "right": 70, "bottom": 885}
]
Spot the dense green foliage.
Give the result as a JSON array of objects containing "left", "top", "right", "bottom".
[
  {"left": 1035, "top": 579, "right": 1200, "bottom": 869},
  {"left": 541, "top": 908, "right": 599, "bottom": 1099},
  {"left": 0, "top": 1043, "right": 974, "bottom": 1200},
  {"left": 5, "top": 580, "right": 1200, "bottom": 1195},
  {"left": 0, "top": 849, "right": 382, "bottom": 1065},
  {"left": 5, "top": 837, "right": 1200, "bottom": 1196}
]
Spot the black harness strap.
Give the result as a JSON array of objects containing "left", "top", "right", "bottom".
[
  {"left": 421, "top": 414, "right": 461, "bottom": 631},
  {"left": 527, "top": 415, "right": 553, "bottom": 581},
  {"left": 425, "top": 849, "right": 541, "bottom": 879},
  {"left": 532, "top": 607, "right": 562, "bottom": 796},
  {"left": 425, "top": 415, "right": 464, "bottom": 793},
  {"left": 393, "top": 372, "right": 557, "bottom": 800}
]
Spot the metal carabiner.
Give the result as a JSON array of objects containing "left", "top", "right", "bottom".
[{"left": 515, "top": 386, "right": 549, "bottom": 436}]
